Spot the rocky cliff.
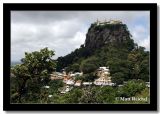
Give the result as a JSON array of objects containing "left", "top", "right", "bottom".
[
  {"left": 57, "top": 20, "right": 135, "bottom": 71},
  {"left": 85, "top": 22, "right": 132, "bottom": 50}
]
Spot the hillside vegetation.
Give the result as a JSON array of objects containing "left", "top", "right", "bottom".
[{"left": 10, "top": 21, "right": 149, "bottom": 104}]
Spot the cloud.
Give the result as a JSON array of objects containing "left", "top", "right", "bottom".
[
  {"left": 139, "top": 36, "right": 150, "bottom": 51},
  {"left": 129, "top": 24, "right": 150, "bottom": 51},
  {"left": 11, "top": 11, "right": 150, "bottom": 62}
]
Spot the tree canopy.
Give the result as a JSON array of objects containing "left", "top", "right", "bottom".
[{"left": 11, "top": 47, "right": 56, "bottom": 103}]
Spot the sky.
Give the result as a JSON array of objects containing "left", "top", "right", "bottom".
[{"left": 11, "top": 11, "right": 150, "bottom": 62}]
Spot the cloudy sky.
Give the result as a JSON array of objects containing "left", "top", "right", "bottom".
[{"left": 11, "top": 11, "right": 150, "bottom": 62}]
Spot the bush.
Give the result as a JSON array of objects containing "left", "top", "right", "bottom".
[
  {"left": 83, "top": 73, "right": 97, "bottom": 82},
  {"left": 118, "top": 79, "right": 146, "bottom": 97},
  {"left": 111, "top": 72, "right": 124, "bottom": 85},
  {"left": 80, "top": 56, "right": 100, "bottom": 74},
  {"left": 49, "top": 80, "right": 64, "bottom": 93},
  {"left": 95, "top": 86, "right": 116, "bottom": 103}
]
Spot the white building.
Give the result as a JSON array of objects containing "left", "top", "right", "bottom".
[
  {"left": 83, "top": 82, "right": 92, "bottom": 86},
  {"left": 44, "top": 86, "right": 50, "bottom": 89},
  {"left": 94, "top": 76, "right": 112, "bottom": 85},
  {"left": 70, "top": 73, "right": 76, "bottom": 77},
  {"left": 118, "top": 84, "right": 123, "bottom": 87},
  {"left": 95, "top": 19, "right": 122, "bottom": 26},
  {"left": 50, "top": 72, "right": 64, "bottom": 80},
  {"left": 94, "top": 66, "right": 113, "bottom": 86},
  {"left": 66, "top": 79, "right": 75, "bottom": 85},
  {"left": 69, "top": 72, "right": 83, "bottom": 77},
  {"left": 74, "top": 72, "right": 83, "bottom": 76},
  {"left": 97, "top": 67, "right": 110, "bottom": 77},
  {"left": 60, "top": 86, "right": 73, "bottom": 94},
  {"left": 108, "top": 20, "right": 122, "bottom": 24},
  {"left": 48, "top": 95, "right": 53, "bottom": 98},
  {"left": 63, "top": 76, "right": 75, "bottom": 85},
  {"left": 74, "top": 80, "right": 82, "bottom": 86}
]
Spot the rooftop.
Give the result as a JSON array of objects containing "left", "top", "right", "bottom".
[{"left": 95, "top": 19, "right": 122, "bottom": 25}]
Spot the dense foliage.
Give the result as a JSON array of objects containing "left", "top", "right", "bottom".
[
  {"left": 57, "top": 43, "right": 149, "bottom": 85},
  {"left": 10, "top": 22, "right": 150, "bottom": 104},
  {"left": 56, "top": 23, "right": 149, "bottom": 84},
  {"left": 11, "top": 48, "right": 56, "bottom": 103}
]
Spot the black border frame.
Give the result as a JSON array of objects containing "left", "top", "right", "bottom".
[{"left": 3, "top": 3, "right": 157, "bottom": 111}]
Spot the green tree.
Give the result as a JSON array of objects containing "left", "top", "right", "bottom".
[
  {"left": 83, "top": 72, "right": 97, "bottom": 82},
  {"left": 118, "top": 79, "right": 146, "bottom": 97},
  {"left": 11, "top": 47, "right": 56, "bottom": 103},
  {"left": 49, "top": 80, "right": 64, "bottom": 93},
  {"left": 63, "top": 88, "right": 83, "bottom": 103},
  {"left": 79, "top": 87, "right": 97, "bottom": 103},
  {"left": 111, "top": 72, "right": 124, "bottom": 85},
  {"left": 66, "top": 63, "right": 80, "bottom": 73},
  {"left": 10, "top": 77, "right": 19, "bottom": 103},
  {"left": 80, "top": 56, "right": 99, "bottom": 74},
  {"left": 127, "top": 46, "right": 149, "bottom": 81},
  {"left": 95, "top": 86, "right": 116, "bottom": 103}
]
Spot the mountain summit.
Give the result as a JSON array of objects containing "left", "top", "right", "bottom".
[
  {"left": 56, "top": 20, "right": 149, "bottom": 84},
  {"left": 85, "top": 20, "right": 133, "bottom": 50}
]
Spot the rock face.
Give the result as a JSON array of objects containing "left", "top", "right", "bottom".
[
  {"left": 56, "top": 21, "right": 135, "bottom": 71},
  {"left": 85, "top": 22, "right": 132, "bottom": 50}
]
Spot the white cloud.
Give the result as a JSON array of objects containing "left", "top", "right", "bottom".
[
  {"left": 11, "top": 19, "right": 88, "bottom": 61},
  {"left": 139, "top": 36, "right": 150, "bottom": 50},
  {"left": 11, "top": 11, "right": 150, "bottom": 62},
  {"left": 129, "top": 24, "right": 150, "bottom": 51}
]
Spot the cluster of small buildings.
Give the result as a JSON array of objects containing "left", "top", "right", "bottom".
[
  {"left": 95, "top": 19, "right": 122, "bottom": 26},
  {"left": 50, "top": 66, "right": 114, "bottom": 86},
  {"left": 50, "top": 72, "right": 64, "bottom": 80},
  {"left": 94, "top": 67, "right": 115, "bottom": 86},
  {"left": 60, "top": 86, "right": 73, "bottom": 94},
  {"left": 46, "top": 66, "right": 150, "bottom": 95},
  {"left": 52, "top": 72, "right": 93, "bottom": 87},
  {"left": 49, "top": 66, "right": 115, "bottom": 94}
]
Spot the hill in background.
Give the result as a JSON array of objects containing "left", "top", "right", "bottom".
[{"left": 56, "top": 20, "right": 149, "bottom": 84}]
